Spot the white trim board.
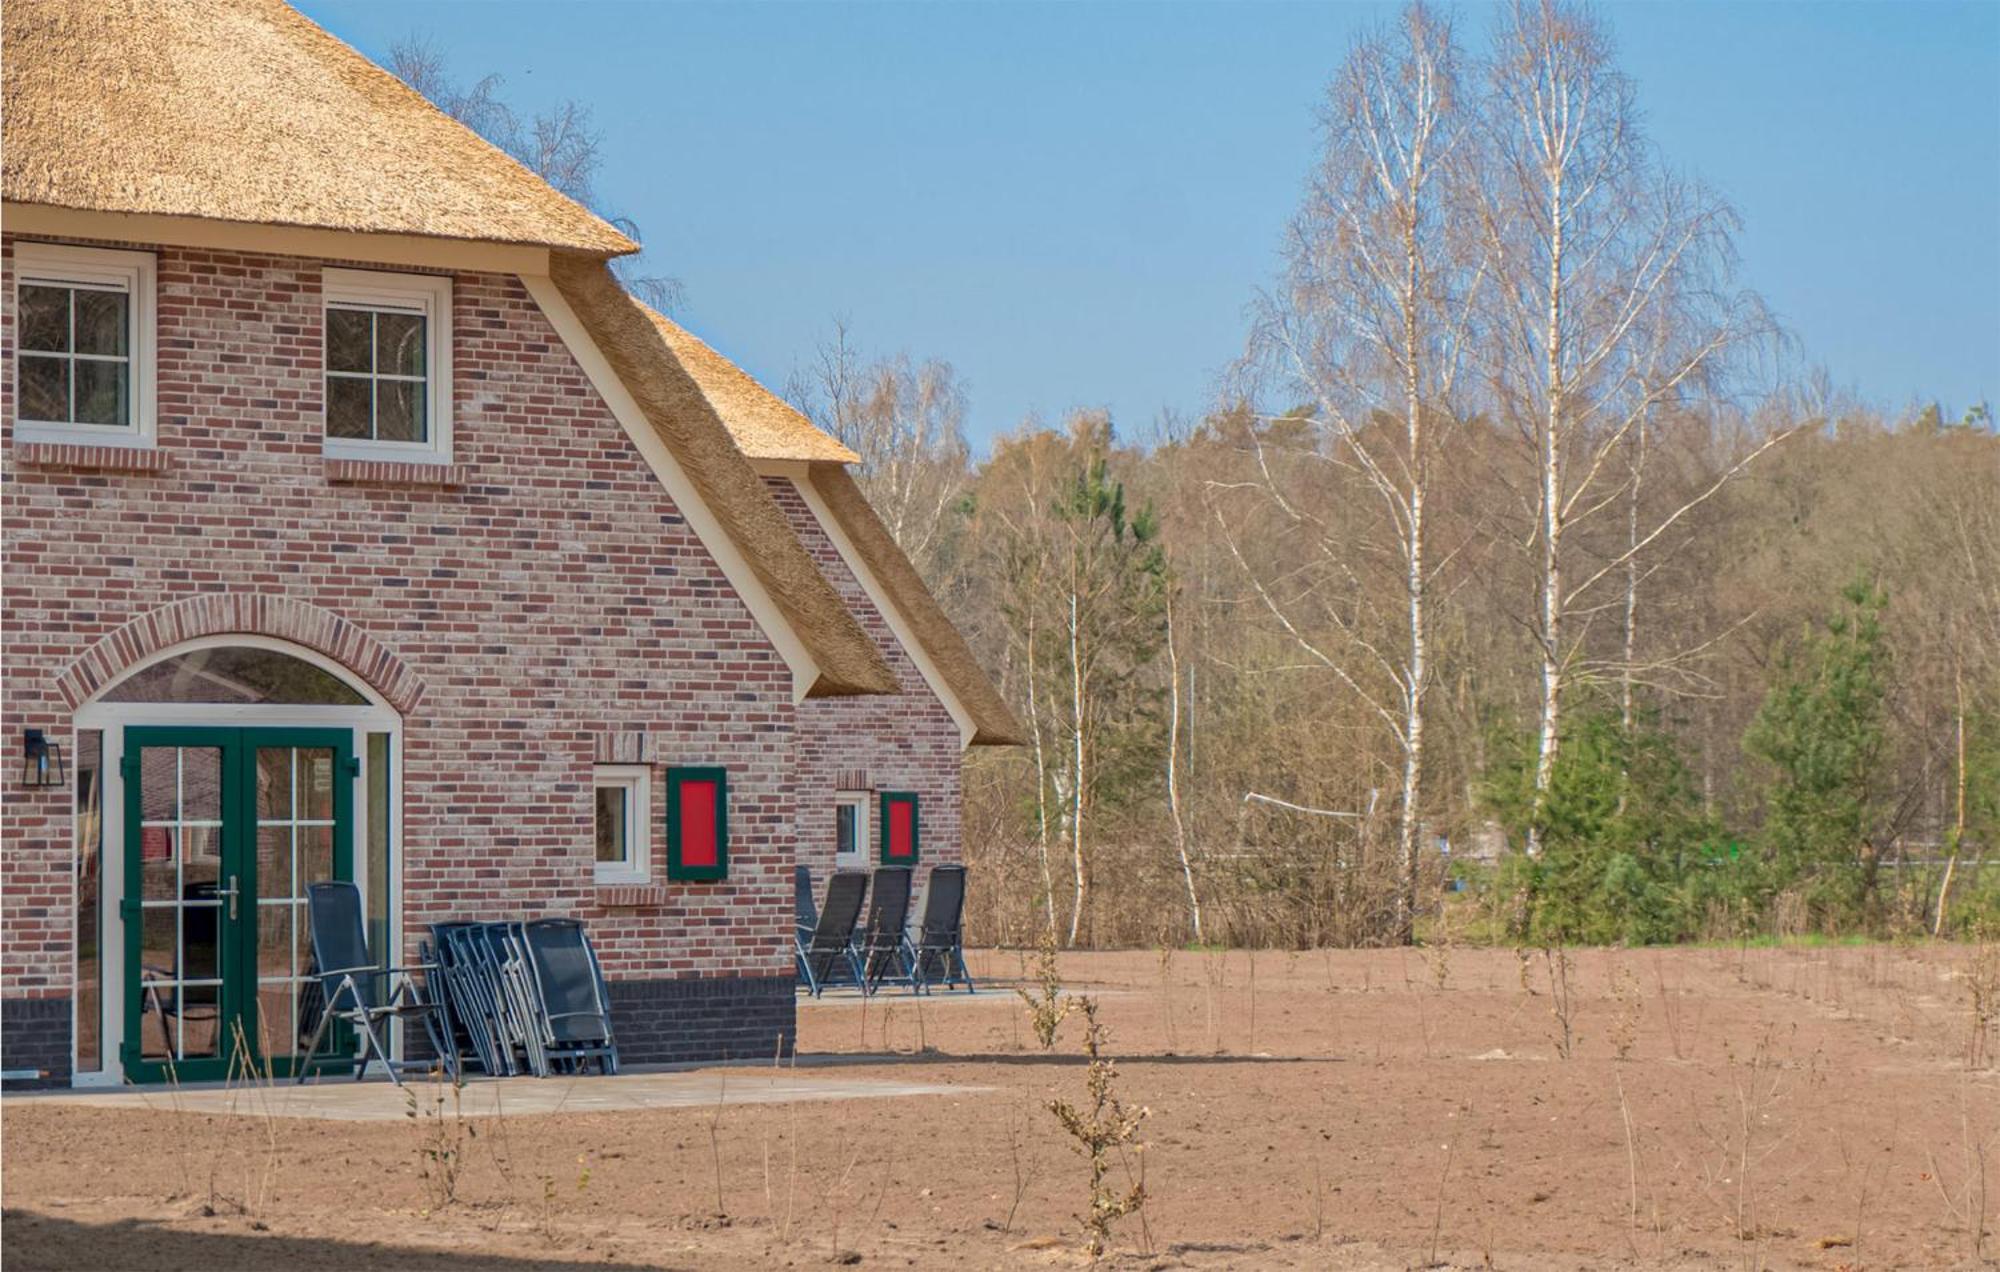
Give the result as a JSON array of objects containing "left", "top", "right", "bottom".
[
  {"left": 515, "top": 273, "right": 820, "bottom": 704},
  {"left": 3, "top": 204, "right": 555, "bottom": 275},
  {"left": 783, "top": 470, "right": 977, "bottom": 751}
]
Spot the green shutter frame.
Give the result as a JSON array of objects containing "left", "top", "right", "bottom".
[
  {"left": 666, "top": 766, "right": 729, "bottom": 881},
  {"left": 878, "top": 791, "right": 920, "bottom": 865}
]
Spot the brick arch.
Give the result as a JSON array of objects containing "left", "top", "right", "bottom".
[{"left": 56, "top": 594, "right": 425, "bottom": 714}]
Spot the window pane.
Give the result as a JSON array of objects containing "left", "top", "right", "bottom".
[
  {"left": 326, "top": 308, "right": 372, "bottom": 373},
  {"left": 72, "top": 289, "right": 130, "bottom": 356},
  {"left": 375, "top": 378, "right": 425, "bottom": 444},
  {"left": 18, "top": 354, "right": 70, "bottom": 422},
  {"left": 836, "top": 805, "right": 856, "bottom": 855},
  {"left": 73, "top": 359, "right": 129, "bottom": 426},
  {"left": 326, "top": 375, "right": 371, "bottom": 439},
  {"left": 19, "top": 285, "right": 70, "bottom": 352},
  {"left": 375, "top": 311, "right": 426, "bottom": 378},
  {"left": 105, "top": 646, "right": 368, "bottom": 705},
  {"left": 366, "top": 733, "right": 391, "bottom": 974},
  {"left": 595, "top": 786, "right": 628, "bottom": 865},
  {"left": 75, "top": 730, "right": 104, "bottom": 1074}
]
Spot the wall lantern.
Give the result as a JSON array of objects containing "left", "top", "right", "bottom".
[{"left": 22, "top": 729, "right": 66, "bottom": 789}]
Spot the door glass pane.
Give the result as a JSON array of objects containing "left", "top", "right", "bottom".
[
  {"left": 300, "top": 749, "right": 334, "bottom": 822},
  {"left": 255, "top": 744, "right": 343, "bottom": 1062},
  {"left": 140, "top": 749, "right": 179, "bottom": 822},
  {"left": 181, "top": 747, "right": 222, "bottom": 822},
  {"left": 257, "top": 747, "right": 293, "bottom": 819},
  {"left": 133, "top": 744, "right": 228, "bottom": 1067},
  {"left": 258, "top": 825, "right": 292, "bottom": 899},
  {"left": 297, "top": 825, "right": 334, "bottom": 896}
]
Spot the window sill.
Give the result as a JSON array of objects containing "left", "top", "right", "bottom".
[
  {"left": 13, "top": 441, "right": 170, "bottom": 473},
  {"left": 594, "top": 883, "right": 666, "bottom": 908},
  {"left": 324, "top": 457, "right": 473, "bottom": 487}
]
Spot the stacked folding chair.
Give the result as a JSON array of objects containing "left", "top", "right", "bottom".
[{"left": 422, "top": 918, "right": 619, "bottom": 1078}]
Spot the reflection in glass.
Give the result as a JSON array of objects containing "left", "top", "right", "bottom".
[
  {"left": 75, "top": 730, "right": 104, "bottom": 1073},
  {"left": 106, "top": 646, "right": 366, "bottom": 706}
]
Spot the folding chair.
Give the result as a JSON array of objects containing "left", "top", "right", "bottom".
[
  {"left": 297, "top": 881, "right": 450, "bottom": 1086},
  {"left": 420, "top": 923, "right": 491, "bottom": 1076},
  {"left": 523, "top": 919, "right": 619, "bottom": 1075},
  {"left": 797, "top": 871, "right": 868, "bottom": 996},
  {"left": 857, "top": 867, "right": 915, "bottom": 994},
  {"left": 795, "top": 865, "right": 818, "bottom": 947},
  {"left": 906, "top": 864, "right": 975, "bottom": 993}
]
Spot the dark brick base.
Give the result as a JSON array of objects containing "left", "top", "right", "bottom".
[
  {"left": 608, "top": 973, "right": 795, "bottom": 1065},
  {"left": 2, "top": 997, "right": 72, "bottom": 1090}
]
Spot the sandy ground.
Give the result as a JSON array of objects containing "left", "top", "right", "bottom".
[{"left": 4, "top": 943, "right": 1997, "bottom": 1270}]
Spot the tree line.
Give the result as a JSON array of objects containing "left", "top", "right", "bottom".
[{"left": 793, "top": 1, "right": 2000, "bottom": 949}]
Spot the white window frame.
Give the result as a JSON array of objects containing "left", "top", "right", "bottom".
[
  {"left": 593, "top": 764, "right": 652, "bottom": 885},
  {"left": 834, "top": 790, "right": 869, "bottom": 869},
  {"left": 12, "top": 242, "right": 158, "bottom": 449},
  {"left": 321, "top": 267, "right": 453, "bottom": 465}
]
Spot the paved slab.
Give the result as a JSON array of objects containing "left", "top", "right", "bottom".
[{"left": 20, "top": 1069, "right": 983, "bottom": 1123}]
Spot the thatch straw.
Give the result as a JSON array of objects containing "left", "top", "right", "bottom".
[
  {"left": 641, "top": 307, "right": 859, "bottom": 465},
  {"left": 638, "top": 305, "right": 1021, "bottom": 744},
  {"left": 810, "top": 465, "right": 1026, "bottom": 746},
  {"left": 3, "top": 0, "right": 635, "bottom": 256},
  {"left": 550, "top": 255, "right": 897, "bottom": 699}
]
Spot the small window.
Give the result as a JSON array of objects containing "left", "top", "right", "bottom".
[
  {"left": 13, "top": 242, "right": 156, "bottom": 448},
  {"left": 321, "top": 268, "right": 452, "bottom": 463},
  {"left": 834, "top": 791, "right": 868, "bottom": 868},
  {"left": 593, "top": 765, "right": 651, "bottom": 885},
  {"left": 879, "top": 791, "right": 920, "bottom": 865},
  {"left": 667, "top": 767, "right": 729, "bottom": 882}
]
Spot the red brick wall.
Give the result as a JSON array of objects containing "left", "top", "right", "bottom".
[
  {"left": 765, "top": 477, "right": 962, "bottom": 894},
  {"left": 1, "top": 235, "right": 802, "bottom": 1000}
]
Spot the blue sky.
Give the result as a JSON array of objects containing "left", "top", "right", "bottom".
[{"left": 299, "top": 0, "right": 2000, "bottom": 448}]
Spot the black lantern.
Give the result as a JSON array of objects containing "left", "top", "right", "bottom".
[{"left": 22, "top": 729, "right": 66, "bottom": 789}]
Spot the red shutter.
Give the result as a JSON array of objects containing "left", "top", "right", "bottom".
[
  {"left": 679, "top": 779, "right": 719, "bottom": 868},
  {"left": 888, "top": 798, "right": 915, "bottom": 861}
]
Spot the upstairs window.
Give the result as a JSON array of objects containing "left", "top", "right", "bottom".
[
  {"left": 322, "top": 268, "right": 452, "bottom": 463},
  {"left": 13, "top": 243, "right": 156, "bottom": 448}
]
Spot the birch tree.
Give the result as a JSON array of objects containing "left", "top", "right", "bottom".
[
  {"left": 1238, "top": 2, "right": 1481, "bottom": 941},
  {"left": 1479, "top": 0, "right": 1785, "bottom": 851}
]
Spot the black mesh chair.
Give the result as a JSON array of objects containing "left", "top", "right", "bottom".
[
  {"left": 522, "top": 919, "right": 619, "bottom": 1075},
  {"left": 857, "top": 867, "right": 915, "bottom": 994},
  {"left": 297, "top": 881, "right": 449, "bottom": 1085},
  {"left": 797, "top": 871, "right": 867, "bottom": 996},
  {"left": 906, "top": 864, "right": 974, "bottom": 993},
  {"left": 795, "top": 866, "right": 818, "bottom": 947}
]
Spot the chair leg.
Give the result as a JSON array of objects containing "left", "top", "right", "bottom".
[
  {"left": 355, "top": 1014, "right": 397, "bottom": 1087},
  {"left": 295, "top": 1005, "right": 334, "bottom": 1084}
]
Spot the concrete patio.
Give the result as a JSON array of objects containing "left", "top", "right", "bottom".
[{"left": 17, "top": 1067, "right": 984, "bottom": 1123}]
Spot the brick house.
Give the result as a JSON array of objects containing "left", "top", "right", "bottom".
[{"left": 0, "top": 0, "right": 1019, "bottom": 1088}]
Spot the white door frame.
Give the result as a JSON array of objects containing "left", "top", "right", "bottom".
[{"left": 69, "top": 634, "right": 403, "bottom": 1087}]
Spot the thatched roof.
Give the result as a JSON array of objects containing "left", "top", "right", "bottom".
[
  {"left": 809, "top": 466, "right": 1026, "bottom": 746},
  {"left": 550, "top": 256, "right": 896, "bottom": 698},
  {"left": 2, "top": 0, "right": 636, "bottom": 256},
  {"left": 640, "top": 308, "right": 858, "bottom": 464},
  {"left": 635, "top": 309, "right": 1021, "bottom": 745}
]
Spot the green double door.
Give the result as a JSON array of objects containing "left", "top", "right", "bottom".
[{"left": 121, "top": 727, "right": 355, "bottom": 1082}]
